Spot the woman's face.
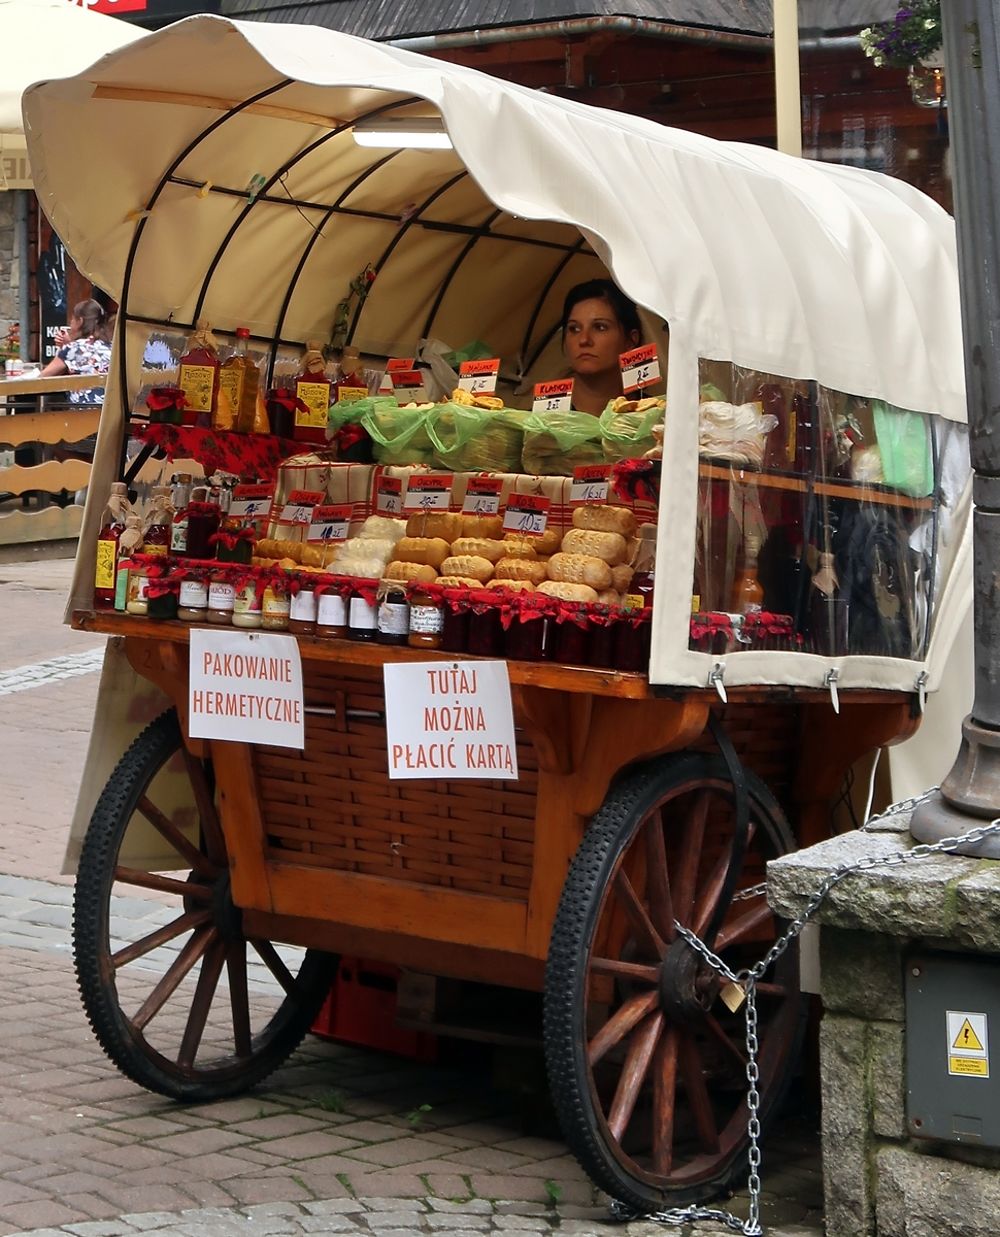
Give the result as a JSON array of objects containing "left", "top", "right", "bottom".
[{"left": 563, "top": 297, "right": 635, "bottom": 378}]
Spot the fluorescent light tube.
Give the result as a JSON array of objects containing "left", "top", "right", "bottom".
[{"left": 352, "top": 117, "right": 453, "bottom": 149}]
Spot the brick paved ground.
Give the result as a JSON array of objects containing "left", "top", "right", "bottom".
[{"left": 0, "top": 559, "right": 824, "bottom": 1236}]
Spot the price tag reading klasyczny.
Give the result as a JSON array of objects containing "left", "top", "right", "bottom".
[
  {"left": 532, "top": 378, "right": 574, "bottom": 413},
  {"left": 502, "top": 493, "right": 550, "bottom": 537},
  {"left": 307, "top": 503, "right": 352, "bottom": 543},
  {"left": 228, "top": 484, "right": 274, "bottom": 529},
  {"left": 280, "top": 488, "right": 325, "bottom": 526},
  {"left": 570, "top": 464, "right": 611, "bottom": 506},
  {"left": 457, "top": 358, "right": 500, "bottom": 395},
  {"left": 404, "top": 473, "right": 454, "bottom": 511},
  {"left": 376, "top": 477, "right": 403, "bottom": 516},
  {"left": 462, "top": 476, "right": 503, "bottom": 516},
  {"left": 620, "top": 344, "right": 661, "bottom": 395}
]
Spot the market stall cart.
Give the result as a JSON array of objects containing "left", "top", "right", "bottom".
[{"left": 24, "top": 15, "right": 971, "bottom": 1214}]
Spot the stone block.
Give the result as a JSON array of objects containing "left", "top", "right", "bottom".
[
  {"left": 870, "top": 1021, "right": 907, "bottom": 1141},
  {"left": 819, "top": 1016, "right": 873, "bottom": 1237},
  {"left": 819, "top": 928, "right": 904, "bottom": 1020},
  {"left": 875, "top": 1144, "right": 1000, "bottom": 1236}
]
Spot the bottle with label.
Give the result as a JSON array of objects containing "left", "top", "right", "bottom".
[
  {"left": 615, "top": 524, "right": 657, "bottom": 672},
  {"left": 293, "top": 340, "right": 332, "bottom": 445},
  {"left": 730, "top": 533, "right": 765, "bottom": 615},
  {"left": 334, "top": 345, "right": 368, "bottom": 402},
  {"left": 315, "top": 589, "right": 348, "bottom": 639},
  {"left": 177, "top": 577, "right": 209, "bottom": 622},
  {"left": 207, "top": 575, "right": 236, "bottom": 625},
  {"left": 376, "top": 581, "right": 410, "bottom": 646},
  {"left": 143, "top": 486, "right": 173, "bottom": 556},
  {"left": 177, "top": 320, "right": 221, "bottom": 427},
  {"left": 217, "top": 327, "right": 261, "bottom": 433},
  {"left": 407, "top": 589, "right": 444, "bottom": 649},
  {"left": 232, "top": 580, "right": 263, "bottom": 629},
  {"left": 262, "top": 585, "right": 291, "bottom": 630},
  {"left": 119, "top": 516, "right": 146, "bottom": 613},
  {"left": 791, "top": 387, "right": 816, "bottom": 475},
  {"left": 348, "top": 589, "right": 378, "bottom": 641},
  {"left": 94, "top": 481, "right": 133, "bottom": 610},
  {"left": 288, "top": 584, "right": 317, "bottom": 636},
  {"left": 170, "top": 473, "right": 194, "bottom": 555}
]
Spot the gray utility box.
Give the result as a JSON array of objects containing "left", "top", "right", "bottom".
[{"left": 906, "top": 951, "right": 1000, "bottom": 1146}]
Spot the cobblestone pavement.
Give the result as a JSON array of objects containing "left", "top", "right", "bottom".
[{"left": 0, "top": 559, "right": 824, "bottom": 1236}]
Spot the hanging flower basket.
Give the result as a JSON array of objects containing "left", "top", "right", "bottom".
[{"left": 859, "top": 1, "right": 942, "bottom": 70}]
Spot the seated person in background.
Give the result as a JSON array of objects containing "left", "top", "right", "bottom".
[
  {"left": 40, "top": 298, "right": 111, "bottom": 407},
  {"left": 561, "top": 278, "right": 642, "bottom": 414}
]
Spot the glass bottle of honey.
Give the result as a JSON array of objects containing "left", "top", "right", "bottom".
[
  {"left": 217, "top": 327, "right": 261, "bottom": 433},
  {"left": 293, "top": 340, "right": 332, "bottom": 445},
  {"left": 94, "top": 482, "right": 133, "bottom": 610}
]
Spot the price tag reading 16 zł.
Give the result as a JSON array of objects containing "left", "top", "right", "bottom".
[
  {"left": 570, "top": 464, "right": 611, "bottom": 506},
  {"left": 503, "top": 493, "right": 550, "bottom": 537},
  {"left": 620, "top": 344, "right": 661, "bottom": 395},
  {"left": 462, "top": 476, "right": 503, "bottom": 516},
  {"left": 307, "top": 504, "right": 352, "bottom": 544},
  {"left": 404, "top": 473, "right": 453, "bottom": 511}
]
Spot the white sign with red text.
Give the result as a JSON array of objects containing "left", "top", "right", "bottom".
[
  {"left": 189, "top": 629, "right": 304, "bottom": 749},
  {"left": 383, "top": 661, "right": 518, "bottom": 780}
]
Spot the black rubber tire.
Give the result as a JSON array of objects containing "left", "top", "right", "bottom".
[
  {"left": 73, "top": 709, "right": 336, "bottom": 1102},
  {"left": 543, "top": 751, "right": 804, "bottom": 1214}
]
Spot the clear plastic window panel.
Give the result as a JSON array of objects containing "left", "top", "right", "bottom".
[{"left": 691, "top": 361, "right": 953, "bottom": 659}]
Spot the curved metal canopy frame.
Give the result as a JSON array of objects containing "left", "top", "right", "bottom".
[{"left": 117, "top": 77, "right": 599, "bottom": 428}]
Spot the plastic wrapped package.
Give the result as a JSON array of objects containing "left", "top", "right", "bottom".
[
  {"left": 599, "top": 397, "right": 665, "bottom": 462},
  {"left": 521, "top": 411, "right": 605, "bottom": 476},
  {"left": 427, "top": 403, "right": 527, "bottom": 473},
  {"left": 698, "top": 400, "right": 779, "bottom": 469},
  {"left": 359, "top": 398, "right": 436, "bottom": 465}
]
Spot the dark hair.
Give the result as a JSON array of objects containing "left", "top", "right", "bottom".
[
  {"left": 561, "top": 279, "right": 642, "bottom": 341},
  {"left": 73, "top": 298, "right": 106, "bottom": 340}
]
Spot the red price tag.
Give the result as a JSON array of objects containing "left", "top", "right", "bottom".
[
  {"left": 307, "top": 504, "right": 352, "bottom": 543},
  {"left": 532, "top": 378, "right": 574, "bottom": 413},
  {"left": 228, "top": 484, "right": 273, "bottom": 530},
  {"left": 404, "top": 473, "right": 454, "bottom": 511},
  {"left": 391, "top": 369, "right": 427, "bottom": 403},
  {"left": 387, "top": 357, "right": 415, "bottom": 372},
  {"left": 620, "top": 344, "right": 661, "bottom": 394},
  {"left": 502, "top": 493, "right": 550, "bottom": 536},
  {"left": 376, "top": 476, "right": 403, "bottom": 516},
  {"left": 457, "top": 358, "right": 500, "bottom": 395},
  {"left": 279, "top": 488, "right": 325, "bottom": 525},
  {"left": 570, "top": 465, "right": 611, "bottom": 505},
  {"left": 462, "top": 476, "right": 503, "bottom": 516}
]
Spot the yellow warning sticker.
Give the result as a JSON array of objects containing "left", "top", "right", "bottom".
[
  {"left": 946, "top": 1010, "right": 989, "bottom": 1079},
  {"left": 953, "top": 1018, "right": 985, "bottom": 1052},
  {"left": 949, "top": 1056, "right": 989, "bottom": 1077}
]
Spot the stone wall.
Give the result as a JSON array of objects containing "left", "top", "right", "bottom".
[
  {"left": 0, "top": 191, "right": 17, "bottom": 340},
  {"left": 769, "top": 814, "right": 1000, "bottom": 1236}
]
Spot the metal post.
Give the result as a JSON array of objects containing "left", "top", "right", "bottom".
[{"left": 911, "top": 2, "right": 1000, "bottom": 852}]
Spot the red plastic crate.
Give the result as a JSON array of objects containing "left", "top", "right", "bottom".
[{"left": 311, "top": 957, "right": 437, "bottom": 1062}]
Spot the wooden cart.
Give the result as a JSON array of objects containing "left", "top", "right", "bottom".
[{"left": 69, "top": 609, "right": 917, "bottom": 1211}]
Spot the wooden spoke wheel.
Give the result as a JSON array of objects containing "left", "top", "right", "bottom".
[
  {"left": 544, "top": 753, "right": 804, "bottom": 1212},
  {"left": 73, "top": 710, "right": 336, "bottom": 1102}
]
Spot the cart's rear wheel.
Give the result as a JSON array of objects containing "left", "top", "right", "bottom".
[
  {"left": 74, "top": 709, "right": 336, "bottom": 1102},
  {"left": 544, "top": 753, "right": 804, "bottom": 1213}
]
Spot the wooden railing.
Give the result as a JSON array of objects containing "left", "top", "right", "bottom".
[{"left": 0, "top": 374, "right": 105, "bottom": 545}]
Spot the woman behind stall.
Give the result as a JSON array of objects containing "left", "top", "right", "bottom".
[{"left": 560, "top": 278, "right": 642, "bottom": 414}]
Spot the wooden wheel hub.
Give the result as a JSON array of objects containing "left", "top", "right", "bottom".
[{"left": 659, "top": 937, "right": 718, "bottom": 1024}]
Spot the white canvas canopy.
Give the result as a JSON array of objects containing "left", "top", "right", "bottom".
[
  {"left": 0, "top": 0, "right": 140, "bottom": 188},
  {"left": 22, "top": 14, "right": 971, "bottom": 694}
]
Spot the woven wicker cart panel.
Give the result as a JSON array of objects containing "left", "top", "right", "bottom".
[{"left": 256, "top": 665, "right": 539, "bottom": 901}]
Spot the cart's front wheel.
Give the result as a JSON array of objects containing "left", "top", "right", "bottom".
[
  {"left": 544, "top": 753, "right": 804, "bottom": 1213},
  {"left": 74, "top": 710, "right": 336, "bottom": 1102}
]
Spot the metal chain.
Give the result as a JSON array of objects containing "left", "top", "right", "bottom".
[{"left": 610, "top": 794, "right": 1000, "bottom": 1236}]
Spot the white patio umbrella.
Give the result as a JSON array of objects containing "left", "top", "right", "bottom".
[{"left": 0, "top": 0, "right": 141, "bottom": 186}]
